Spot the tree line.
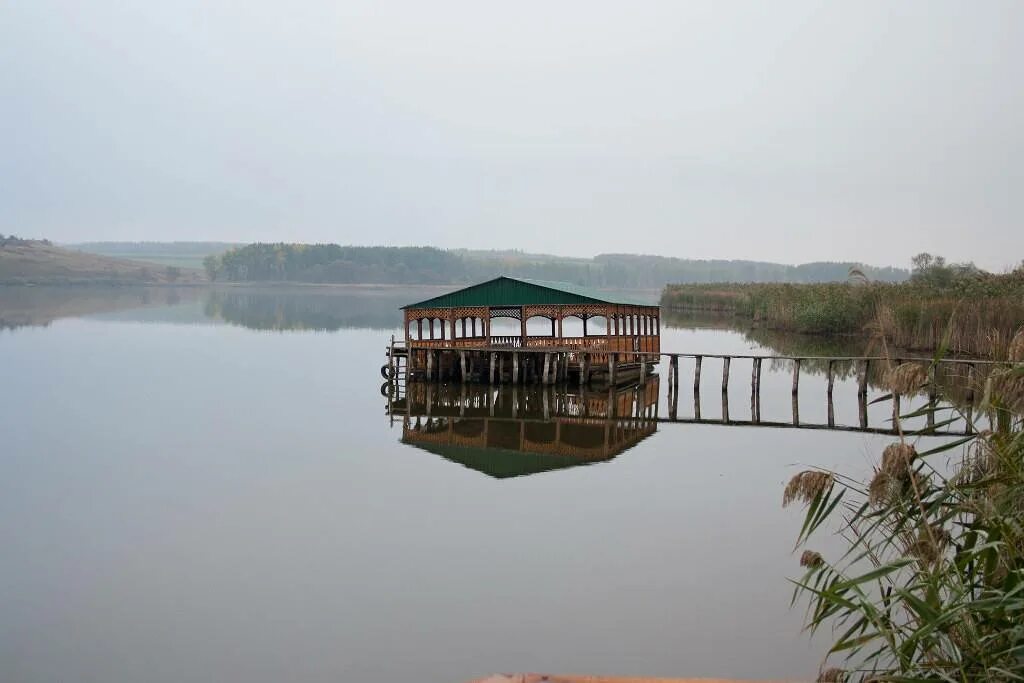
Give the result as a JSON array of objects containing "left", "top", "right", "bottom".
[{"left": 202, "top": 243, "right": 910, "bottom": 287}]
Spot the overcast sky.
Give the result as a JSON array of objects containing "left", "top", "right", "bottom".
[{"left": 2, "top": 1, "right": 1021, "bottom": 269}]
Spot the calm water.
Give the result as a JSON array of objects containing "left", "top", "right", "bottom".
[{"left": 0, "top": 286, "right": 957, "bottom": 683}]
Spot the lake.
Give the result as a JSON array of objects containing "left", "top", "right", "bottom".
[{"left": 0, "top": 286, "right": 961, "bottom": 683}]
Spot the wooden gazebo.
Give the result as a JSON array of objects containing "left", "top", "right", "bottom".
[{"left": 397, "top": 276, "right": 660, "bottom": 385}]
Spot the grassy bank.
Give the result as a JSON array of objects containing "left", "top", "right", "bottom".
[{"left": 661, "top": 271, "right": 1024, "bottom": 358}]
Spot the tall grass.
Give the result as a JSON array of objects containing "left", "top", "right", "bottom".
[
  {"left": 784, "top": 331, "right": 1024, "bottom": 681},
  {"left": 661, "top": 271, "right": 1024, "bottom": 358}
]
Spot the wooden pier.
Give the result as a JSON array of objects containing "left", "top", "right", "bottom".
[{"left": 385, "top": 348, "right": 1011, "bottom": 437}]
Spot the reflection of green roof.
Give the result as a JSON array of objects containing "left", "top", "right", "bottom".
[
  {"left": 405, "top": 441, "right": 611, "bottom": 479},
  {"left": 402, "top": 276, "right": 653, "bottom": 310}
]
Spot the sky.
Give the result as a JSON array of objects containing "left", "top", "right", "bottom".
[{"left": 1, "top": 1, "right": 1022, "bottom": 270}]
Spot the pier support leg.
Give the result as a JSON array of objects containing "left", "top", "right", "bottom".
[
  {"left": 427, "top": 350, "right": 435, "bottom": 381},
  {"left": 460, "top": 351, "right": 467, "bottom": 382},
  {"left": 490, "top": 352, "right": 496, "bottom": 385},
  {"left": 722, "top": 356, "right": 731, "bottom": 394},
  {"left": 858, "top": 359, "right": 870, "bottom": 429},
  {"left": 693, "top": 355, "right": 702, "bottom": 393},
  {"left": 580, "top": 353, "right": 589, "bottom": 389},
  {"left": 542, "top": 353, "right": 551, "bottom": 385},
  {"left": 512, "top": 353, "right": 520, "bottom": 384},
  {"left": 609, "top": 353, "right": 618, "bottom": 386}
]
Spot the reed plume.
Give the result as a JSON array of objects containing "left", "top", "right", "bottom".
[
  {"left": 783, "top": 470, "right": 834, "bottom": 507},
  {"left": 800, "top": 550, "right": 824, "bottom": 568},
  {"left": 884, "top": 362, "right": 928, "bottom": 395}
]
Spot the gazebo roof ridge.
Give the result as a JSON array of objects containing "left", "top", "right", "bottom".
[{"left": 401, "top": 275, "right": 654, "bottom": 310}]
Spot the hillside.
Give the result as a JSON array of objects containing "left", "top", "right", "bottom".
[
  {"left": 67, "top": 241, "right": 240, "bottom": 270},
  {"left": 0, "top": 240, "right": 206, "bottom": 285}
]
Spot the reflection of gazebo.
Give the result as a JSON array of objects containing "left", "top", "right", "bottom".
[{"left": 398, "top": 380, "right": 659, "bottom": 478}]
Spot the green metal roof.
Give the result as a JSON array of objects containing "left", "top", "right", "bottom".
[
  {"left": 402, "top": 276, "right": 654, "bottom": 310},
  {"left": 405, "top": 441, "right": 613, "bottom": 479}
]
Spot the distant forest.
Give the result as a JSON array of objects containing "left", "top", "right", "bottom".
[{"left": 201, "top": 243, "right": 910, "bottom": 288}]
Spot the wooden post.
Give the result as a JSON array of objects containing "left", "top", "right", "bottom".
[
  {"left": 580, "top": 353, "right": 590, "bottom": 388},
  {"left": 670, "top": 355, "right": 679, "bottom": 396},
  {"left": 427, "top": 350, "right": 434, "bottom": 381},
  {"left": 512, "top": 352, "right": 520, "bottom": 384},
  {"left": 609, "top": 353, "right": 618, "bottom": 386},
  {"left": 722, "top": 390, "right": 730, "bottom": 424},
  {"left": 499, "top": 353, "right": 505, "bottom": 385},
  {"left": 721, "top": 356, "right": 731, "bottom": 394},
  {"left": 694, "top": 355, "right": 703, "bottom": 392},
  {"left": 489, "top": 352, "right": 497, "bottom": 384},
  {"left": 792, "top": 358, "right": 801, "bottom": 396},
  {"left": 893, "top": 393, "right": 901, "bottom": 430},
  {"left": 460, "top": 351, "right": 467, "bottom": 381},
  {"left": 542, "top": 353, "right": 551, "bottom": 385},
  {"left": 640, "top": 357, "right": 647, "bottom": 382}
]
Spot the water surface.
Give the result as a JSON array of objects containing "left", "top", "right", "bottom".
[{"left": 0, "top": 286, "right": 960, "bottom": 683}]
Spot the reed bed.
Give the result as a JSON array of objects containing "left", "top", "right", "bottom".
[
  {"left": 783, "top": 331, "right": 1024, "bottom": 681},
  {"left": 661, "top": 273, "right": 1024, "bottom": 358}
]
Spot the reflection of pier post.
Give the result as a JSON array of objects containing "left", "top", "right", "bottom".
[
  {"left": 964, "top": 363, "right": 975, "bottom": 434},
  {"left": 668, "top": 359, "right": 679, "bottom": 420},
  {"left": 858, "top": 359, "right": 869, "bottom": 428},
  {"left": 826, "top": 360, "right": 835, "bottom": 427},
  {"left": 721, "top": 357, "right": 730, "bottom": 423},
  {"left": 791, "top": 359, "right": 801, "bottom": 425},
  {"left": 751, "top": 357, "right": 762, "bottom": 423},
  {"left": 926, "top": 365, "right": 937, "bottom": 429},
  {"left": 512, "top": 352, "right": 520, "bottom": 384}
]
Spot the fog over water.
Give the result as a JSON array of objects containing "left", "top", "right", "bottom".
[{"left": 2, "top": 1, "right": 1023, "bottom": 268}]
